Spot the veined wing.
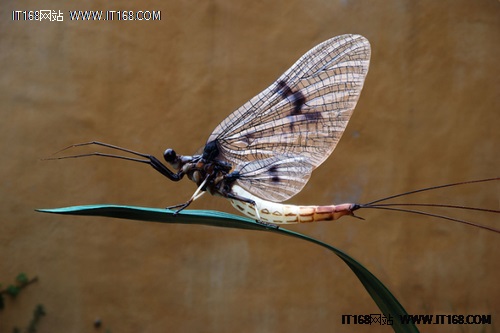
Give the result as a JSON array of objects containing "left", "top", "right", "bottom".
[
  {"left": 208, "top": 34, "right": 371, "bottom": 201},
  {"left": 233, "top": 155, "right": 314, "bottom": 202}
]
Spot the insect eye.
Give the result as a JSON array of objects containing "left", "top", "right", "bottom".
[{"left": 163, "top": 149, "right": 177, "bottom": 163}]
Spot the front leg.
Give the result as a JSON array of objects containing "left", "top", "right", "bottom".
[
  {"left": 149, "top": 155, "right": 184, "bottom": 181},
  {"left": 46, "top": 141, "right": 185, "bottom": 182}
]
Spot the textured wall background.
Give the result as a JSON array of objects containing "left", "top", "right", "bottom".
[{"left": 1, "top": 1, "right": 498, "bottom": 332}]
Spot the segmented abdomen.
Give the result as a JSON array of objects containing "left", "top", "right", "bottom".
[{"left": 229, "top": 185, "right": 353, "bottom": 224}]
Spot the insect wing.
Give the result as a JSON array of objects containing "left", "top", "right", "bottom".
[
  {"left": 208, "top": 34, "right": 371, "bottom": 201},
  {"left": 234, "top": 155, "right": 314, "bottom": 202}
]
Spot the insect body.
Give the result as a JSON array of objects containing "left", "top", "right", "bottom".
[
  {"left": 53, "top": 35, "right": 370, "bottom": 219},
  {"left": 49, "top": 35, "right": 499, "bottom": 232}
]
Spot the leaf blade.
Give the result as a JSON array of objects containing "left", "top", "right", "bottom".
[{"left": 37, "top": 205, "right": 418, "bottom": 332}]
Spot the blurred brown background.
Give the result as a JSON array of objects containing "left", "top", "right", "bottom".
[{"left": 1, "top": 1, "right": 498, "bottom": 332}]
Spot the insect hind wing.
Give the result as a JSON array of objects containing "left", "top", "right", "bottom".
[{"left": 234, "top": 155, "right": 314, "bottom": 202}]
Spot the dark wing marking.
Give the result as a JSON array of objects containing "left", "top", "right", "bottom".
[{"left": 233, "top": 155, "right": 314, "bottom": 202}]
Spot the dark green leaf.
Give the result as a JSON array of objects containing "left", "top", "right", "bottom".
[
  {"left": 16, "top": 273, "right": 28, "bottom": 285},
  {"left": 35, "top": 304, "right": 46, "bottom": 317},
  {"left": 37, "top": 205, "right": 418, "bottom": 333},
  {"left": 6, "top": 285, "right": 19, "bottom": 297}
]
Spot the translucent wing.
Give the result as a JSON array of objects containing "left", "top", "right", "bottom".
[
  {"left": 233, "top": 155, "right": 314, "bottom": 202},
  {"left": 208, "top": 34, "right": 371, "bottom": 201}
]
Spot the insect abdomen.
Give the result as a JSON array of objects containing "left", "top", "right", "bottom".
[{"left": 230, "top": 185, "right": 353, "bottom": 224}]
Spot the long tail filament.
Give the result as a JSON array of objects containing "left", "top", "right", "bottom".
[{"left": 355, "top": 178, "right": 499, "bottom": 233}]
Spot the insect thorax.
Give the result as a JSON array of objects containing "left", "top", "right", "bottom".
[{"left": 183, "top": 155, "right": 233, "bottom": 194}]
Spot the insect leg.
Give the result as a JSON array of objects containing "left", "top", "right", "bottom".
[
  {"left": 46, "top": 141, "right": 184, "bottom": 182},
  {"left": 166, "top": 176, "right": 208, "bottom": 214}
]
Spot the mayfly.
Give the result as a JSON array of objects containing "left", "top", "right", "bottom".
[{"left": 49, "top": 34, "right": 499, "bottom": 233}]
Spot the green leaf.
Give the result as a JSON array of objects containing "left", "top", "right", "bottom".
[
  {"left": 37, "top": 205, "right": 418, "bottom": 333},
  {"left": 16, "top": 273, "right": 28, "bottom": 285},
  {"left": 34, "top": 304, "right": 46, "bottom": 317},
  {"left": 6, "top": 285, "right": 20, "bottom": 297},
  {"left": 27, "top": 304, "right": 46, "bottom": 333}
]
